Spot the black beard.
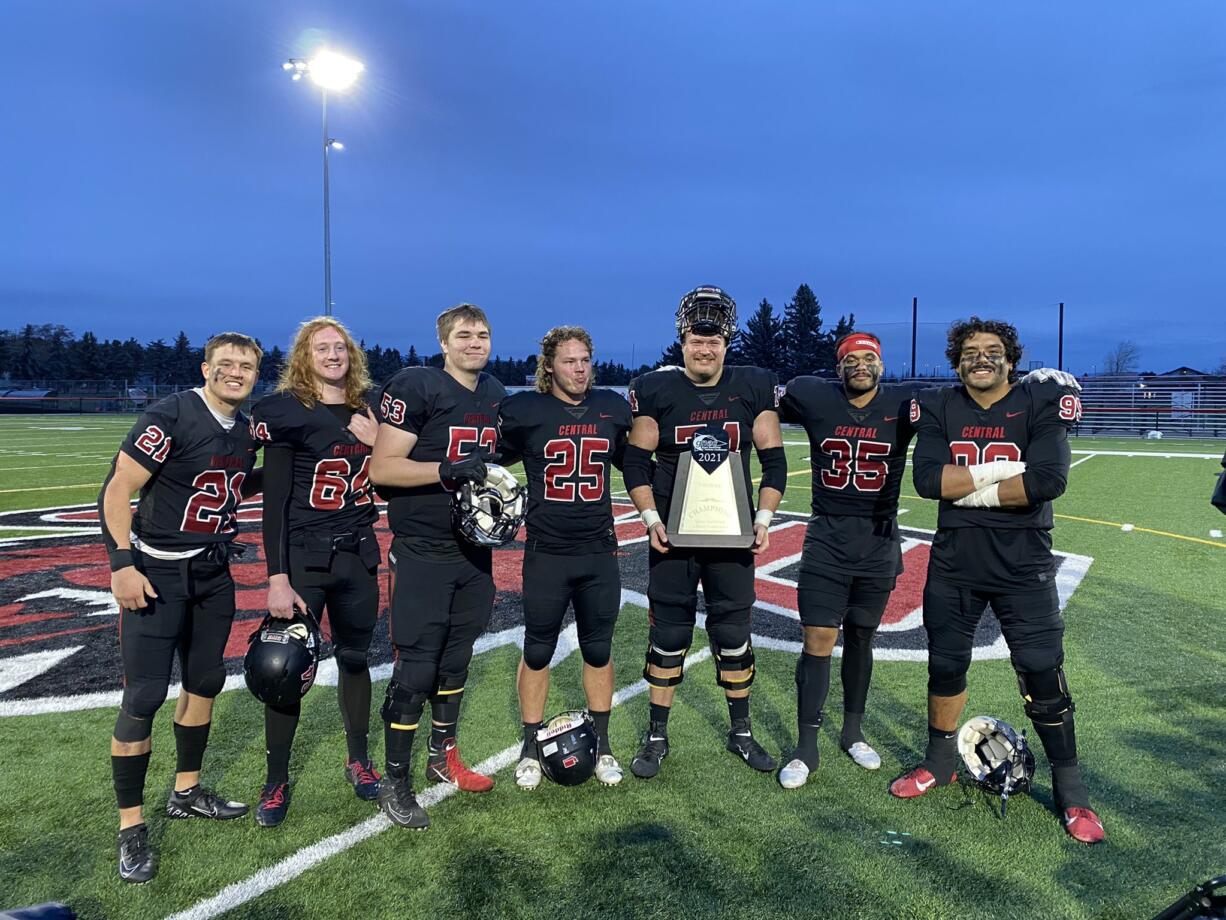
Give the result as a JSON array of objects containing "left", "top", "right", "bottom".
[{"left": 841, "top": 367, "right": 880, "bottom": 393}]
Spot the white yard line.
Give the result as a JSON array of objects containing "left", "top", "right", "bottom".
[
  {"left": 1069, "top": 453, "right": 1096, "bottom": 469},
  {"left": 164, "top": 640, "right": 714, "bottom": 920}
]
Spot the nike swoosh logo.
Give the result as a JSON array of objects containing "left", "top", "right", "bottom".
[
  {"left": 728, "top": 395, "right": 741, "bottom": 401},
  {"left": 120, "top": 858, "right": 142, "bottom": 875},
  {"left": 1006, "top": 411, "right": 1025, "bottom": 418},
  {"left": 600, "top": 413, "right": 613, "bottom": 418},
  {"left": 883, "top": 416, "right": 898, "bottom": 422},
  {"left": 915, "top": 777, "right": 936, "bottom": 791}
]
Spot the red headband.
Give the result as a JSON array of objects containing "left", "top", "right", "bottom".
[{"left": 837, "top": 334, "right": 882, "bottom": 362}]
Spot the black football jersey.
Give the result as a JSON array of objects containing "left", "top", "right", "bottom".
[
  {"left": 782, "top": 378, "right": 916, "bottom": 518},
  {"left": 104, "top": 390, "right": 258, "bottom": 551},
  {"left": 781, "top": 378, "right": 918, "bottom": 576},
  {"left": 251, "top": 392, "right": 378, "bottom": 536},
  {"left": 376, "top": 367, "right": 507, "bottom": 560},
  {"left": 628, "top": 365, "right": 779, "bottom": 521},
  {"left": 912, "top": 379, "right": 1079, "bottom": 590},
  {"left": 497, "top": 388, "right": 632, "bottom": 553}
]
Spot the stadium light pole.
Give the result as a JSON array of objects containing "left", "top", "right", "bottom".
[{"left": 283, "top": 51, "right": 365, "bottom": 316}]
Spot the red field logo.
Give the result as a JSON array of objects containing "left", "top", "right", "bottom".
[{"left": 0, "top": 501, "right": 1092, "bottom": 715}]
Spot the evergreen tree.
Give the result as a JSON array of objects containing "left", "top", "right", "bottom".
[
  {"left": 73, "top": 331, "right": 104, "bottom": 379},
  {"left": 262, "top": 346, "right": 285, "bottom": 383},
  {"left": 405, "top": 345, "right": 421, "bottom": 367},
  {"left": 738, "top": 299, "right": 784, "bottom": 373},
  {"left": 782, "top": 284, "right": 827, "bottom": 379},
  {"left": 145, "top": 339, "right": 172, "bottom": 384},
  {"left": 658, "top": 341, "right": 683, "bottom": 367},
  {"left": 14, "top": 325, "right": 40, "bottom": 380},
  {"left": 830, "top": 312, "right": 857, "bottom": 342},
  {"left": 171, "top": 331, "right": 198, "bottom": 383}
]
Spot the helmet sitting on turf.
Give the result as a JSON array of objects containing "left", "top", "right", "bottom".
[
  {"left": 244, "top": 609, "right": 322, "bottom": 708},
  {"left": 536, "top": 711, "right": 599, "bottom": 786},
  {"left": 957, "top": 715, "right": 1036, "bottom": 815},
  {"left": 675, "top": 285, "right": 737, "bottom": 342},
  {"left": 452, "top": 463, "right": 527, "bottom": 547}
]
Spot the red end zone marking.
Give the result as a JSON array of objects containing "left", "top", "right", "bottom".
[{"left": 750, "top": 523, "right": 931, "bottom": 627}]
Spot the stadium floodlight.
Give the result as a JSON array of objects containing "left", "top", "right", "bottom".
[
  {"left": 283, "top": 50, "right": 364, "bottom": 316},
  {"left": 307, "top": 50, "right": 364, "bottom": 92}
]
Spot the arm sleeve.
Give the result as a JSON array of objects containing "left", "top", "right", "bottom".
[
  {"left": 260, "top": 444, "right": 294, "bottom": 577},
  {"left": 627, "top": 376, "right": 652, "bottom": 419},
  {"left": 1019, "top": 386, "right": 1074, "bottom": 503},
  {"left": 910, "top": 393, "right": 949, "bottom": 500}
]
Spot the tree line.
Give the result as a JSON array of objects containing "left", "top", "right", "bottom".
[{"left": 0, "top": 284, "right": 857, "bottom": 389}]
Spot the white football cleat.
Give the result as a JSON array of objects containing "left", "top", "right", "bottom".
[
  {"left": 514, "top": 757, "right": 542, "bottom": 790},
  {"left": 594, "top": 754, "right": 623, "bottom": 786},
  {"left": 778, "top": 757, "right": 811, "bottom": 789},
  {"left": 844, "top": 741, "right": 882, "bottom": 771}
]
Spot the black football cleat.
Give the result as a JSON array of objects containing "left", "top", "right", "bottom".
[
  {"left": 726, "top": 722, "right": 777, "bottom": 773},
  {"left": 378, "top": 773, "right": 429, "bottom": 830},
  {"left": 117, "top": 823, "right": 156, "bottom": 884},
  {"left": 255, "top": 781, "right": 291, "bottom": 828},
  {"left": 166, "top": 785, "right": 249, "bottom": 820},
  {"left": 630, "top": 732, "right": 670, "bottom": 779},
  {"left": 345, "top": 758, "right": 382, "bottom": 801}
]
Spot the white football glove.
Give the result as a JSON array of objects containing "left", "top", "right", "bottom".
[
  {"left": 1022, "top": 368, "right": 1081, "bottom": 392},
  {"left": 968, "top": 461, "right": 1026, "bottom": 491},
  {"left": 954, "top": 483, "right": 1003, "bottom": 509}
]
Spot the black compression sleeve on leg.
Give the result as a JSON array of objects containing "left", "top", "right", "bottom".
[
  {"left": 113, "top": 752, "right": 151, "bottom": 810},
  {"left": 173, "top": 721, "right": 211, "bottom": 775}
]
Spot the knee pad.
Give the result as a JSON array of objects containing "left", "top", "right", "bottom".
[
  {"left": 643, "top": 643, "right": 688, "bottom": 688},
  {"left": 579, "top": 639, "right": 612, "bottom": 669},
  {"left": 390, "top": 656, "right": 437, "bottom": 695},
  {"left": 119, "top": 680, "right": 168, "bottom": 725},
  {"left": 1016, "top": 667, "right": 1075, "bottom": 724},
  {"left": 114, "top": 709, "right": 154, "bottom": 743},
  {"left": 649, "top": 621, "right": 693, "bottom": 655},
  {"left": 185, "top": 666, "right": 225, "bottom": 700},
  {"left": 381, "top": 678, "right": 429, "bottom": 728},
  {"left": 711, "top": 639, "right": 755, "bottom": 691},
  {"left": 705, "top": 617, "right": 749, "bottom": 653},
  {"left": 926, "top": 648, "right": 970, "bottom": 697},
  {"left": 335, "top": 645, "right": 370, "bottom": 676},
  {"left": 434, "top": 672, "right": 466, "bottom": 696},
  {"left": 842, "top": 624, "right": 878, "bottom": 649},
  {"left": 522, "top": 632, "right": 559, "bottom": 671}
]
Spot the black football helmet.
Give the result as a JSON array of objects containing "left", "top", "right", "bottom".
[
  {"left": 957, "top": 715, "right": 1036, "bottom": 817},
  {"left": 452, "top": 463, "right": 527, "bottom": 547},
  {"left": 676, "top": 285, "right": 737, "bottom": 341},
  {"left": 536, "top": 711, "right": 598, "bottom": 786},
  {"left": 244, "top": 608, "right": 323, "bottom": 708}
]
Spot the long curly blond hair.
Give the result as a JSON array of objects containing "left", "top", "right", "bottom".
[
  {"left": 535, "top": 326, "right": 593, "bottom": 394},
  {"left": 277, "top": 316, "right": 371, "bottom": 409}
]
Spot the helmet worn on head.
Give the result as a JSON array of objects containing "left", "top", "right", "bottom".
[
  {"left": 452, "top": 463, "right": 527, "bottom": 547},
  {"left": 537, "top": 710, "right": 599, "bottom": 786},
  {"left": 957, "top": 715, "right": 1036, "bottom": 816},
  {"left": 244, "top": 609, "right": 322, "bottom": 708},
  {"left": 676, "top": 285, "right": 737, "bottom": 342}
]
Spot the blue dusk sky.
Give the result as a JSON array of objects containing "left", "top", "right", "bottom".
[{"left": 4, "top": 1, "right": 1224, "bottom": 374}]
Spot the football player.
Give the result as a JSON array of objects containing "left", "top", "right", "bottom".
[
  {"left": 496, "top": 327, "right": 633, "bottom": 789},
  {"left": 249, "top": 317, "right": 381, "bottom": 827},
  {"left": 776, "top": 332, "right": 916, "bottom": 787},
  {"left": 622, "top": 286, "right": 787, "bottom": 779},
  {"left": 99, "top": 332, "right": 262, "bottom": 883},
  {"left": 369, "top": 304, "right": 504, "bottom": 829},
  {"left": 891, "top": 316, "right": 1105, "bottom": 844}
]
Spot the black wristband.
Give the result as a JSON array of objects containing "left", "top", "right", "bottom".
[{"left": 109, "top": 549, "right": 135, "bottom": 572}]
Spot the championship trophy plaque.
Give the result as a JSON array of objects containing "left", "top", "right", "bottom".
[{"left": 665, "top": 426, "right": 754, "bottom": 548}]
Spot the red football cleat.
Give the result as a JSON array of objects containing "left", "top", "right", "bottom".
[
  {"left": 426, "top": 741, "right": 494, "bottom": 793},
  {"left": 1063, "top": 807, "right": 1105, "bottom": 844},
  {"left": 889, "top": 766, "right": 958, "bottom": 799}
]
